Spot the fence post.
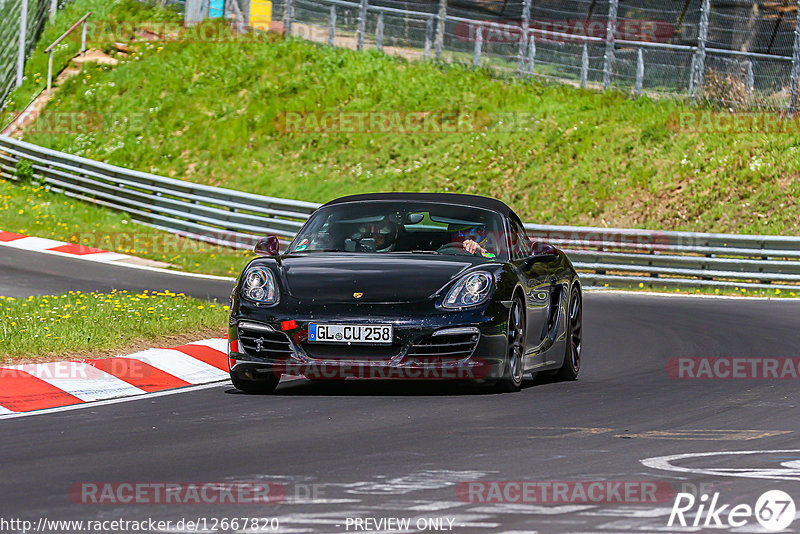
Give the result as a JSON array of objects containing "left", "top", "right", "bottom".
[
  {"left": 473, "top": 22, "right": 482, "bottom": 67},
  {"left": 376, "top": 12, "right": 384, "bottom": 51},
  {"left": 526, "top": 35, "right": 535, "bottom": 75},
  {"left": 602, "top": 0, "right": 618, "bottom": 89},
  {"left": 517, "top": 0, "right": 531, "bottom": 76},
  {"left": 434, "top": 0, "right": 447, "bottom": 60},
  {"left": 328, "top": 4, "right": 336, "bottom": 46},
  {"left": 16, "top": 0, "right": 28, "bottom": 89},
  {"left": 81, "top": 17, "right": 87, "bottom": 56},
  {"left": 357, "top": 0, "right": 368, "bottom": 51},
  {"left": 49, "top": 0, "right": 57, "bottom": 22},
  {"left": 745, "top": 60, "right": 754, "bottom": 103},
  {"left": 282, "top": 0, "right": 294, "bottom": 36},
  {"left": 634, "top": 48, "right": 644, "bottom": 96},
  {"left": 424, "top": 16, "right": 433, "bottom": 59},
  {"left": 580, "top": 43, "right": 588, "bottom": 87},
  {"left": 691, "top": 0, "right": 710, "bottom": 97},
  {"left": 790, "top": 0, "right": 800, "bottom": 112}
]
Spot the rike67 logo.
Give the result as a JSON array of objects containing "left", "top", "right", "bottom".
[{"left": 668, "top": 490, "right": 796, "bottom": 531}]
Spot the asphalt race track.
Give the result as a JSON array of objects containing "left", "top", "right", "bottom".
[{"left": 2, "top": 250, "right": 800, "bottom": 533}]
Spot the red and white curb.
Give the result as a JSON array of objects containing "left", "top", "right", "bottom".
[
  {"left": 0, "top": 338, "right": 231, "bottom": 414},
  {"left": 0, "top": 230, "right": 233, "bottom": 280},
  {"left": 0, "top": 230, "right": 132, "bottom": 262}
]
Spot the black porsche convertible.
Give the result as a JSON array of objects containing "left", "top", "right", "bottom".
[{"left": 227, "top": 192, "right": 582, "bottom": 393}]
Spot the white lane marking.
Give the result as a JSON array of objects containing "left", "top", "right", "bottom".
[
  {"left": 407, "top": 501, "right": 466, "bottom": 511},
  {"left": 0, "top": 240, "right": 235, "bottom": 281},
  {"left": 641, "top": 450, "right": 800, "bottom": 481},
  {"left": 0, "top": 381, "right": 229, "bottom": 420},
  {"left": 130, "top": 348, "right": 229, "bottom": 383},
  {"left": 3, "top": 361, "right": 146, "bottom": 401},
  {"left": 339, "top": 470, "right": 489, "bottom": 495},
  {"left": 579, "top": 507, "right": 674, "bottom": 518},
  {"left": 3, "top": 236, "right": 65, "bottom": 250},
  {"left": 80, "top": 252, "right": 130, "bottom": 261},
  {"left": 186, "top": 338, "right": 229, "bottom": 353},
  {"left": 0, "top": 406, "right": 13, "bottom": 415},
  {"left": 585, "top": 289, "right": 800, "bottom": 302}
]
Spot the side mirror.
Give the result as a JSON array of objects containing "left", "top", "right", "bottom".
[
  {"left": 530, "top": 241, "right": 557, "bottom": 257},
  {"left": 254, "top": 235, "right": 281, "bottom": 256}
]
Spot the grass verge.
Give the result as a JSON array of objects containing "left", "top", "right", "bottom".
[
  {"left": 0, "top": 289, "right": 228, "bottom": 363},
  {"left": 0, "top": 179, "right": 253, "bottom": 276},
  {"left": 7, "top": 2, "right": 800, "bottom": 235}
]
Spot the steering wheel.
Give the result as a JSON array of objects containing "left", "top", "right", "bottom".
[{"left": 437, "top": 242, "right": 476, "bottom": 256}]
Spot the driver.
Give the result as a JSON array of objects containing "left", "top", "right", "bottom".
[
  {"left": 359, "top": 219, "right": 398, "bottom": 252},
  {"left": 451, "top": 225, "right": 495, "bottom": 258}
]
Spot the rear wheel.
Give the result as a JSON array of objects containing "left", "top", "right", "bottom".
[
  {"left": 555, "top": 285, "right": 582, "bottom": 381},
  {"left": 496, "top": 297, "right": 525, "bottom": 393},
  {"left": 231, "top": 371, "right": 280, "bottom": 394}
]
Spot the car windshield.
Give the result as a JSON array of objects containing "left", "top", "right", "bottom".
[{"left": 288, "top": 201, "right": 508, "bottom": 260}]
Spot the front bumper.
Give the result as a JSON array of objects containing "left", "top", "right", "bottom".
[{"left": 228, "top": 300, "right": 509, "bottom": 381}]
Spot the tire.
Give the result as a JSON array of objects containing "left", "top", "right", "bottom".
[
  {"left": 496, "top": 297, "right": 526, "bottom": 393},
  {"left": 230, "top": 371, "right": 280, "bottom": 394},
  {"left": 555, "top": 284, "right": 582, "bottom": 381}
]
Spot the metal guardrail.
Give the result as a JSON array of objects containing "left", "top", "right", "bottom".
[
  {"left": 2, "top": 133, "right": 800, "bottom": 292},
  {"left": 0, "top": 135, "right": 318, "bottom": 249}
]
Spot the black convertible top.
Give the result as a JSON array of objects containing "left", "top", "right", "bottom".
[{"left": 322, "top": 192, "right": 515, "bottom": 217}]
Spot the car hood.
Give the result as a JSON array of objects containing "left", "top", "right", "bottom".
[{"left": 277, "top": 253, "right": 489, "bottom": 303}]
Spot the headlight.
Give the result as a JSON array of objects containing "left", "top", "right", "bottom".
[
  {"left": 442, "top": 272, "right": 493, "bottom": 309},
  {"left": 241, "top": 266, "right": 279, "bottom": 304}
]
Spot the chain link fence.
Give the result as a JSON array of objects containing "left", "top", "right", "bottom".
[
  {"left": 270, "top": 0, "right": 800, "bottom": 110},
  {"left": 0, "top": 0, "right": 63, "bottom": 109}
]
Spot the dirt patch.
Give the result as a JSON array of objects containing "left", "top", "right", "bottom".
[{"left": 0, "top": 326, "right": 227, "bottom": 366}]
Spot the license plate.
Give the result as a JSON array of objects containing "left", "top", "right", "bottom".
[{"left": 308, "top": 323, "right": 393, "bottom": 344}]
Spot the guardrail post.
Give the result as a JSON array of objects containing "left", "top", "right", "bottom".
[
  {"left": 50, "top": 0, "right": 57, "bottom": 22},
  {"left": 356, "top": 0, "right": 368, "bottom": 51},
  {"left": 434, "top": 0, "right": 447, "bottom": 60},
  {"left": 517, "top": 0, "right": 531, "bottom": 76},
  {"left": 375, "top": 12, "right": 384, "bottom": 51},
  {"left": 634, "top": 48, "right": 644, "bottom": 96},
  {"left": 602, "top": 0, "right": 618, "bottom": 89},
  {"left": 328, "top": 4, "right": 336, "bottom": 46},
  {"left": 16, "top": 0, "right": 28, "bottom": 88},
  {"left": 424, "top": 16, "right": 433, "bottom": 59},
  {"left": 526, "top": 35, "right": 535, "bottom": 75},
  {"left": 282, "top": 0, "right": 294, "bottom": 36},
  {"left": 790, "top": 0, "right": 800, "bottom": 113},
  {"left": 580, "top": 43, "right": 588, "bottom": 87},
  {"left": 691, "top": 0, "right": 710, "bottom": 98},
  {"left": 473, "top": 22, "right": 482, "bottom": 67}
]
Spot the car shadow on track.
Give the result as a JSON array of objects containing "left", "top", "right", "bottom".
[{"left": 224, "top": 374, "right": 566, "bottom": 397}]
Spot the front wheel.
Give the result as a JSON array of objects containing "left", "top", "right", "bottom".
[
  {"left": 231, "top": 371, "right": 280, "bottom": 394},
  {"left": 555, "top": 284, "right": 582, "bottom": 381},
  {"left": 496, "top": 297, "right": 525, "bottom": 393}
]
